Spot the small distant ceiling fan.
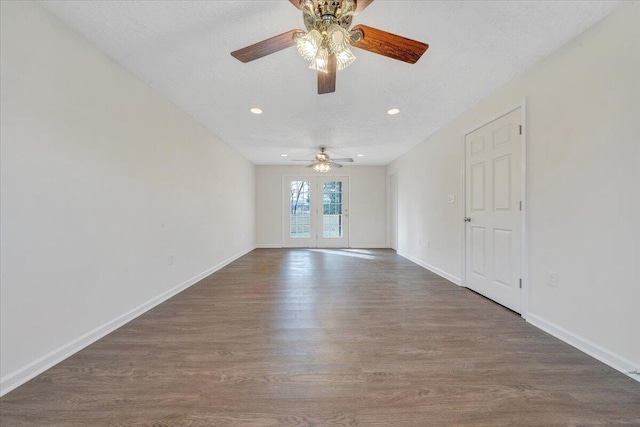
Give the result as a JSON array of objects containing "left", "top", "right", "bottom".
[
  {"left": 293, "top": 147, "right": 353, "bottom": 172},
  {"left": 231, "top": 0, "right": 429, "bottom": 94}
]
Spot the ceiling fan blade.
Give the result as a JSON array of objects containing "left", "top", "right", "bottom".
[
  {"left": 288, "top": 0, "right": 302, "bottom": 10},
  {"left": 231, "top": 29, "right": 303, "bottom": 63},
  {"left": 329, "top": 162, "right": 344, "bottom": 168},
  {"left": 292, "top": 159, "right": 315, "bottom": 162},
  {"left": 318, "top": 54, "right": 337, "bottom": 94},
  {"left": 332, "top": 158, "right": 354, "bottom": 162},
  {"left": 350, "top": 25, "right": 429, "bottom": 64},
  {"left": 355, "top": 0, "right": 374, "bottom": 15}
]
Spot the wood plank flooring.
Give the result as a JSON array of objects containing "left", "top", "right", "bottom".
[{"left": 1, "top": 249, "right": 639, "bottom": 426}]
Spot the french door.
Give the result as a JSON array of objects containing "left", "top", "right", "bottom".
[
  {"left": 464, "top": 108, "right": 523, "bottom": 313},
  {"left": 283, "top": 176, "right": 349, "bottom": 248}
]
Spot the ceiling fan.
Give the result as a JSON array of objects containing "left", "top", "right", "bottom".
[
  {"left": 293, "top": 147, "right": 353, "bottom": 172},
  {"left": 230, "top": 0, "right": 429, "bottom": 94}
]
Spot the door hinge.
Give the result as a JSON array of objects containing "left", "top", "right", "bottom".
[
  {"left": 519, "top": 125, "right": 522, "bottom": 135},
  {"left": 519, "top": 278, "right": 522, "bottom": 289},
  {"left": 519, "top": 201, "right": 522, "bottom": 211}
]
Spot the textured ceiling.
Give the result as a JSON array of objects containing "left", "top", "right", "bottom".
[{"left": 40, "top": 1, "right": 620, "bottom": 165}]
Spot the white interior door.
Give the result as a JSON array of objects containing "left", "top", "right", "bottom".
[
  {"left": 465, "top": 108, "right": 522, "bottom": 313},
  {"left": 283, "top": 176, "right": 349, "bottom": 248}
]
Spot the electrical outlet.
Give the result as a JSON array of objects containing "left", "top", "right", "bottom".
[
  {"left": 169, "top": 255, "right": 174, "bottom": 266},
  {"left": 546, "top": 270, "right": 558, "bottom": 287}
]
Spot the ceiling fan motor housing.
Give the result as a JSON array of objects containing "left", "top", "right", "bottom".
[
  {"left": 317, "top": 147, "right": 328, "bottom": 160},
  {"left": 303, "top": 0, "right": 355, "bottom": 32}
]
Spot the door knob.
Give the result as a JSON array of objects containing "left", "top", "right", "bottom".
[{"left": 464, "top": 217, "right": 471, "bottom": 222}]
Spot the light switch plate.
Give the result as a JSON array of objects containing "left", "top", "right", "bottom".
[{"left": 447, "top": 194, "right": 455, "bottom": 204}]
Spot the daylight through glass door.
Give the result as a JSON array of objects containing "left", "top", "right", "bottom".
[
  {"left": 283, "top": 176, "right": 349, "bottom": 248},
  {"left": 289, "top": 180, "right": 311, "bottom": 238},
  {"left": 322, "top": 181, "right": 343, "bottom": 238}
]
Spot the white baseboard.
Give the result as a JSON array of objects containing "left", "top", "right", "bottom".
[
  {"left": 526, "top": 313, "right": 640, "bottom": 382},
  {"left": 255, "top": 244, "right": 389, "bottom": 249},
  {"left": 397, "top": 251, "right": 462, "bottom": 286},
  {"left": 0, "top": 246, "right": 255, "bottom": 397}
]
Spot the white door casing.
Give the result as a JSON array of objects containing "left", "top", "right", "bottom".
[
  {"left": 464, "top": 108, "right": 523, "bottom": 313},
  {"left": 389, "top": 173, "right": 398, "bottom": 250},
  {"left": 283, "top": 176, "right": 350, "bottom": 248}
]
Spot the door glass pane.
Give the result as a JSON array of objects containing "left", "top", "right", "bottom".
[
  {"left": 323, "top": 181, "right": 343, "bottom": 238},
  {"left": 290, "top": 181, "right": 310, "bottom": 238}
]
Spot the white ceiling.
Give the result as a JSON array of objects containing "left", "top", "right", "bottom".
[{"left": 40, "top": 1, "right": 620, "bottom": 165}]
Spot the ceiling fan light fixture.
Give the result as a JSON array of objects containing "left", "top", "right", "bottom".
[
  {"left": 295, "top": 29, "right": 322, "bottom": 61},
  {"left": 329, "top": 24, "right": 356, "bottom": 70},
  {"left": 309, "top": 46, "right": 329, "bottom": 73},
  {"left": 335, "top": 47, "right": 356, "bottom": 70},
  {"left": 297, "top": 24, "right": 356, "bottom": 73},
  {"left": 327, "top": 25, "right": 345, "bottom": 47},
  {"left": 313, "top": 161, "right": 332, "bottom": 173}
]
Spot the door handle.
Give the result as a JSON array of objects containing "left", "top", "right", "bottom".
[{"left": 464, "top": 217, "right": 471, "bottom": 222}]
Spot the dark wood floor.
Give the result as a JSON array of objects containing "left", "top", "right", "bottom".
[{"left": 1, "top": 249, "right": 639, "bottom": 426}]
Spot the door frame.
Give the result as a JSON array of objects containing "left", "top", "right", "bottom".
[
  {"left": 281, "top": 174, "right": 351, "bottom": 248},
  {"left": 460, "top": 98, "right": 529, "bottom": 319}
]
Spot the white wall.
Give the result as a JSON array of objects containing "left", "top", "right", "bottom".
[
  {"left": 0, "top": 1, "right": 255, "bottom": 395},
  {"left": 256, "top": 166, "right": 387, "bottom": 248},
  {"left": 389, "top": 2, "right": 640, "bottom": 372}
]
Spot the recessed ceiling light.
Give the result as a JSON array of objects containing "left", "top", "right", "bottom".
[
  {"left": 250, "top": 107, "right": 263, "bottom": 115},
  {"left": 280, "top": 154, "right": 288, "bottom": 157},
  {"left": 357, "top": 154, "right": 365, "bottom": 157},
  {"left": 387, "top": 108, "right": 400, "bottom": 115}
]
